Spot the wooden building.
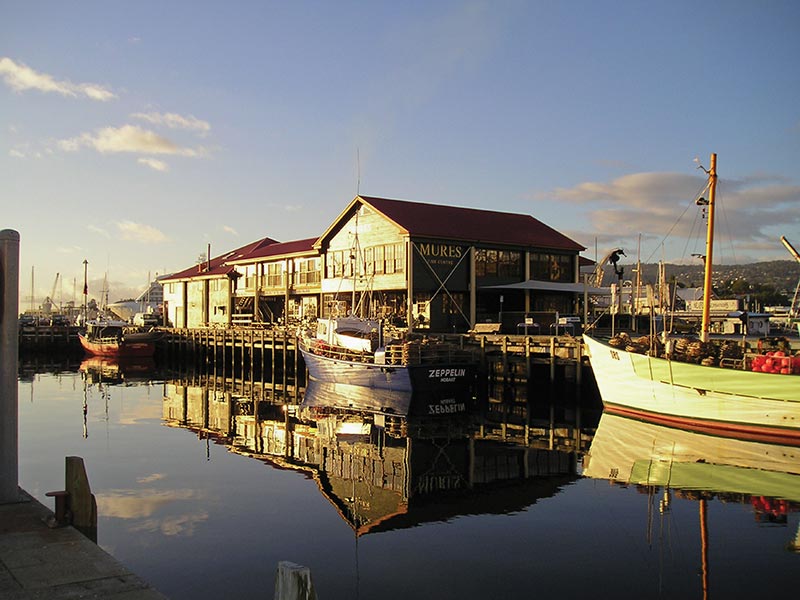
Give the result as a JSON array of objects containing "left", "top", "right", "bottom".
[{"left": 162, "top": 196, "right": 585, "bottom": 333}]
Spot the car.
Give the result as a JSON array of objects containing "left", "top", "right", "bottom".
[{"left": 18, "top": 314, "right": 37, "bottom": 327}]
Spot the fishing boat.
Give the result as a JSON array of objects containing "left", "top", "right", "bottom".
[
  {"left": 298, "top": 315, "right": 476, "bottom": 395},
  {"left": 78, "top": 320, "right": 159, "bottom": 358},
  {"left": 583, "top": 154, "right": 800, "bottom": 445}
]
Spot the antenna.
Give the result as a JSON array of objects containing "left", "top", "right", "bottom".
[{"left": 356, "top": 148, "right": 361, "bottom": 196}]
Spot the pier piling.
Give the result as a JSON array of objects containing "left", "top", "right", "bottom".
[{"left": 0, "top": 229, "right": 20, "bottom": 504}]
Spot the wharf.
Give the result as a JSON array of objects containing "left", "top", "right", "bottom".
[{"left": 0, "top": 489, "right": 166, "bottom": 599}]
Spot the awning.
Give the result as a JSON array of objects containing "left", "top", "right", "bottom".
[{"left": 481, "top": 280, "right": 612, "bottom": 295}]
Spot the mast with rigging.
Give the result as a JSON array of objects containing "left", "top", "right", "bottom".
[{"left": 699, "top": 153, "right": 717, "bottom": 342}]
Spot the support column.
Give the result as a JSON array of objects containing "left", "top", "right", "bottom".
[
  {"left": 469, "top": 246, "right": 476, "bottom": 328},
  {"left": 406, "top": 239, "right": 414, "bottom": 332},
  {"left": 0, "top": 229, "right": 20, "bottom": 503},
  {"left": 524, "top": 250, "right": 531, "bottom": 314}
]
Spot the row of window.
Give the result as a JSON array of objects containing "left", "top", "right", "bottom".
[
  {"left": 474, "top": 249, "right": 522, "bottom": 278},
  {"left": 164, "top": 249, "right": 575, "bottom": 292},
  {"left": 326, "top": 243, "right": 405, "bottom": 278}
]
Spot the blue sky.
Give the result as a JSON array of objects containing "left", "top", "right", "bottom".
[{"left": 3, "top": 1, "right": 800, "bottom": 306}]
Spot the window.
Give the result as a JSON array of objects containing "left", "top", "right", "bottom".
[
  {"left": 475, "top": 248, "right": 521, "bottom": 278},
  {"left": 298, "top": 258, "right": 321, "bottom": 285},
  {"left": 364, "top": 247, "right": 374, "bottom": 275},
  {"left": 385, "top": 244, "right": 396, "bottom": 274},
  {"left": 267, "top": 263, "right": 283, "bottom": 287},
  {"left": 530, "top": 253, "right": 573, "bottom": 282},
  {"left": 393, "top": 243, "right": 405, "bottom": 272}
]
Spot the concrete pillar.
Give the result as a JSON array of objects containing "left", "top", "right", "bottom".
[{"left": 0, "top": 229, "right": 20, "bottom": 503}]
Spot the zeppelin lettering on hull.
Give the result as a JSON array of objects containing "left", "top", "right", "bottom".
[{"left": 428, "top": 368, "right": 467, "bottom": 382}]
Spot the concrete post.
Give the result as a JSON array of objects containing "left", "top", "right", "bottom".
[{"left": 0, "top": 229, "right": 20, "bottom": 504}]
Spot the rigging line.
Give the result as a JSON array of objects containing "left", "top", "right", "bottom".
[
  {"left": 643, "top": 179, "right": 712, "bottom": 264},
  {"left": 679, "top": 204, "right": 703, "bottom": 263},
  {"left": 716, "top": 180, "right": 738, "bottom": 265}
]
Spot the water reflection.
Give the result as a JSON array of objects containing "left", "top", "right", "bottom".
[
  {"left": 80, "top": 357, "right": 158, "bottom": 385},
  {"left": 18, "top": 359, "right": 800, "bottom": 598},
  {"left": 584, "top": 412, "right": 800, "bottom": 554},
  {"left": 162, "top": 374, "right": 595, "bottom": 534}
]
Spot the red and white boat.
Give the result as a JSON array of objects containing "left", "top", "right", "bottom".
[{"left": 78, "top": 320, "right": 159, "bottom": 358}]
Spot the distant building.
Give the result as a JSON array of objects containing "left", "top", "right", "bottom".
[{"left": 161, "top": 196, "right": 585, "bottom": 332}]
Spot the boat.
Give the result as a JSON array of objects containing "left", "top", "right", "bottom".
[
  {"left": 583, "top": 154, "right": 800, "bottom": 445},
  {"left": 78, "top": 320, "right": 160, "bottom": 358},
  {"left": 298, "top": 316, "right": 476, "bottom": 396}
]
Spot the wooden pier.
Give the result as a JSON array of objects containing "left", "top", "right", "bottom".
[
  {"left": 18, "top": 324, "right": 81, "bottom": 351},
  {"left": 159, "top": 326, "right": 588, "bottom": 397}
]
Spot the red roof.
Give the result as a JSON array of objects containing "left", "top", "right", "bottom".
[
  {"left": 163, "top": 236, "right": 279, "bottom": 281},
  {"left": 359, "top": 196, "right": 585, "bottom": 251},
  {"left": 229, "top": 237, "right": 317, "bottom": 262}
]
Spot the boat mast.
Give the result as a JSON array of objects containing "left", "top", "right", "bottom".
[{"left": 700, "top": 153, "right": 717, "bottom": 342}]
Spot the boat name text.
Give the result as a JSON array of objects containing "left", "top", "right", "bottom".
[{"left": 428, "top": 368, "right": 467, "bottom": 383}]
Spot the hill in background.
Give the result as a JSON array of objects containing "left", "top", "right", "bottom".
[{"left": 598, "top": 260, "right": 800, "bottom": 295}]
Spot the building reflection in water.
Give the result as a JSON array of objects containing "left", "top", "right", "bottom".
[{"left": 162, "top": 370, "right": 596, "bottom": 535}]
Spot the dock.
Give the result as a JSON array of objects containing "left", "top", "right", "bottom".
[
  {"left": 160, "top": 326, "right": 588, "bottom": 390},
  {"left": 0, "top": 489, "right": 167, "bottom": 599}
]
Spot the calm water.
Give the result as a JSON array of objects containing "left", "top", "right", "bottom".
[{"left": 16, "top": 358, "right": 800, "bottom": 599}]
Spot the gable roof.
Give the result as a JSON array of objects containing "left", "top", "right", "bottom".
[
  {"left": 319, "top": 196, "right": 585, "bottom": 252},
  {"left": 227, "top": 237, "right": 318, "bottom": 263},
  {"left": 162, "top": 236, "right": 279, "bottom": 282}
]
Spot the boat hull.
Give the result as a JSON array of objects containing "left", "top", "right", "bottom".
[
  {"left": 299, "top": 345, "right": 476, "bottom": 395},
  {"left": 300, "top": 346, "right": 413, "bottom": 391},
  {"left": 78, "top": 333, "right": 156, "bottom": 358},
  {"left": 583, "top": 334, "right": 800, "bottom": 445}
]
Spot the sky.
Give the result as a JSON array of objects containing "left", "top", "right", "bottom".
[{"left": 3, "top": 0, "right": 800, "bottom": 308}]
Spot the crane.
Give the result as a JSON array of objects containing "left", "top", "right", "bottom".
[
  {"left": 781, "top": 236, "right": 800, "bottom": 319},
  {"left": 44, "top": 272, "right": 60, "bottom": 315},
  {"left": 590, "top": 248, "right": 626, "bottom": 287}
]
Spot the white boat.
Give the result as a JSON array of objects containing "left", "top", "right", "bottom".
[
  {"left": 583, "top": 154, "right": 800, "bottom": 445},
  {"left": 298, "top": 317, "right": 476, "bottom": 395}
]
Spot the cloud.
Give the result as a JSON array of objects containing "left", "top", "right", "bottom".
[
  {"left": 87, "top": 224, "right": 111, "bottom": 238},
  {"left": 131, "top": 111, "right": 211, "bottom": 136},
  {"left": 0, "top": 56, "right": 116, "bottom": 101},
  {"left": 130, "top": 512, "right": 209, "bottom": 536},
  {"left": 56, "top": 245, "right": 82, "bottom": 254},
  {"left": 138, "top": 157, "right": 169, "bottom": 172},
  {"left": 116, "top": 221, "right": 168, "bottom": 243},
  {"left": 137, "top": 473, "right": 167, "bottom": 484},
  {"left": 551, "top": 172, "right": 706, "bottom": 210},
  {"left": 547, "top": 169, "right": 800, "bottom": 263},
  {"left": 222, "top": 225, "right": 239, "bottom": 236},
  {"left": 58, "top": 124, "right": 202, "bottom": 156}
]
